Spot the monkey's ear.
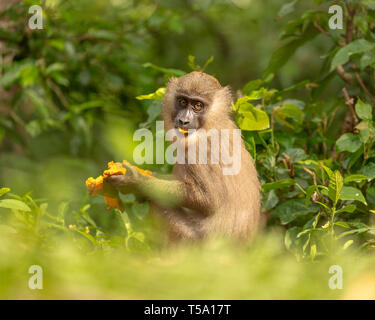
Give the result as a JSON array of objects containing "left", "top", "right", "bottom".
[
  {"left": 208, "top": 85, "right": 233, "bottom": 115},
  {"left": 217, "top": 85, "right": 233, "bottom": 107},
  {"left": 223, "top": 85, "right": 233, "bottom": 100}
]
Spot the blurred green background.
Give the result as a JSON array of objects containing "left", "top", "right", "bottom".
[
  {"left": 0, "top": 0, "right": 333, "bottom": 214},
  {"left": 1, "top": 0, "right": 375, "bottom": 299}
]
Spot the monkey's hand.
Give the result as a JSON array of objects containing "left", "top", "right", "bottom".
[
  {"left": 86, "top": 175, "right": 124, "bottom": 211},
  {"left": 86, "top": 161, "right": 139, "bottom": 210},
  {"left": 104, "top": 160, "right": 151, "bottom": 196},
  {"left": 104, "top": 173, "right": 140, "bottom": 195},
  {"left": 105, "top": 162, "right": 184, "bottom": 208}
]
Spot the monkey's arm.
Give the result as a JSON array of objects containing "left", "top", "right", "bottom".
[{"left": 105, "top": 174, "right": 211, "bottom": 214}]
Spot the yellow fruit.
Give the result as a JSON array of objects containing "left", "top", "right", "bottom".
[{"left": 178, "top": 127, "right": 188, "bottom": 134}]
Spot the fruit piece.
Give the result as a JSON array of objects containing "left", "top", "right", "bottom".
[
  {"left": 103, "top": 161, "right": 126, "bottom": 178},
  {"left": 123, "top": 160, "right": 153, "bottom": 177},
  {"left": 85, "top": 175, "right": 104, "bottom": 196},
  {"left": 135, "top": 167, "right": 153, "bottom": 177},
  {"left": 104, "top": 196, "right": 124, "bottom": 210},
  {"left": 86, "top": 160, "right": 152, "bottom": 210},
  {"left": 178, "top": 127, "right": 188, "bottom": 134}
]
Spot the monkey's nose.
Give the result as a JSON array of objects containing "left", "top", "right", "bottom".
[{"left": 178, "top": 119, "right": 190, "bottom": 126}]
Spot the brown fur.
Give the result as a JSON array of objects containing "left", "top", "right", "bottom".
[
  {"left": 160, "top": 71, "right": 261, "bottom": 241},
  {"left": 109, "top": 71, "right": 261, "bottom": 242}
]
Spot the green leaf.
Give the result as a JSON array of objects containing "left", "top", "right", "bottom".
[
  {"left": 143, "top": 63, "right": 186, "bottom": 77},
  {"left": 340, "top": 186, "right": 367, "bottom": 205},
  {"left": 115, "top": 209, "right": 133, "bottom": 235},
  {"left": 263, "top": 24, "right": 318, "bottom": 79},
  {"left": 335, "top": 204, "right": 356, "bottom": 214},
  {"left": 328, "top": 170, "right": 343, "bottom": 206},
  {"left": 188, "top": 55, "right": 214, "bottom": 72},
  {"left": 262, "top": 179, "right": 295, "bottom": 192},
  {"left": 19, "top": 65, "right": 39, "bottom": 87},
  {"left": 0, "top": 188, "right": 10, "bottom": 197},
  {"left": 130, "top": 231, "right": 146, "bottom": 244},
  {"left": 273, "top": 104, "right": 303, "bottom": 130},
  {"left": 48, "top": 39, "right": 65, "bottom": 50},
  {"left": 234, "top": 99, "right": 270, "bottom": 131},
  {"left": 310, "top": 243, "right": 317, "bottom": 260},
  {"left": 359, "top": 129, "right": 370, "bottom": 144},
  {"left": 344, "top": 174, "right": 368, "bottom": 183},
  {"left": 0, "top": 199, "right": 31, "bottom": 212},
  {"left": 285, "top": 227, "right": 298, "bottom": 251},
  {"left": 262, "top": 190, "right": 279, "bottom": 211},
  {"left": 275, "top": 80, "right": 310, "bottom": 97},
  {"left": 297, "top": 228, "right": 324, "bottom": 238},
  {"left": 343, "top": 240, "right": 354, "bottom": 250},
  {"left": 336, "top": 133, "right": 362, "bottom": 153},
  {"left": 335, "top": 221, "right": 350, "bottom": 228},
  {"left": 242, "top": 79, "right": 263, "bottom": 95},
  {"left": 236, "top": 109, "right": 270, "bottom": 131},
  {"left": 246, "top": 88, "right": 276, "bottom": 101},
  {"left": 283, "top": 148, "right": 306, "bottom": 162},
  {"left": 330, "top": 39, "right": 375, "bottom": 71},
  {"left": 304, "top": 185, "right": 327, "bottom": 207},
  {"left": 355, "top": 99, "right": 373, "bottom": 121},
  {"left": 45, "top": 62, "right": 66, "bottom": 75},
  {"left": 360, "top": 52, "right": 375, "bottom": 70},
  {"left": 305, "top": 185, "right": 317, "bottom": 207},
  {"left": 367, "top": 186, "right": 375, "bottom": 206},
  {"left": 136, "top": 87, "right": 166, "bottom": 101},
  {"left": 298, "top": 160, "right": 333, "bottom": 178},
  {"left": 359, "top": 163, "right": 375, "bottom": 181},
  {"left": 337, "top": 227, "right": 369, "bottom": 239},
  {"left": 0, "top": 61, "right": 32, "bottom": 88},
  {"left": 271, "top": 199, "right": 319, "bottom": 225},
  {"left": 74, "top": 229, "right": 96, "bottom": 245}
]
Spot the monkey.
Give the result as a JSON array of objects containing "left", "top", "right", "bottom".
[{"left": 106, "top": 71, "right": 261, "bottom": 242}]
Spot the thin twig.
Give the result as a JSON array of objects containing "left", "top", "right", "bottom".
[
  {"left": 336, "top": 65, "right": 353, "bottom": 85},
  {"left": 47, "top": 79, "right": 69, "bottom": 109},
  {"left": 354, "top": 71, "right": 375, "bottom": 106},
  {"left": 342, "top": 87, "right": 358, "bottom": 125},
  {"left": 313, "top": 22, "right": 330, "bottom": 38}
]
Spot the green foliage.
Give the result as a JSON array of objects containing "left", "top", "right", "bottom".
[
  {"left": 232, "top": 95, "right": 270, "bottom": 131},
  {"left": 330, "top": 39, "right": 375, "bottom": 71},
  {"left": 2, "top": 0, "right": 375, "bottom": 298}
]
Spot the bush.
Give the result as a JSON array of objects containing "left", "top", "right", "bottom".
[{"left": 1, "top": 0, "right": 375, "bottom": 299}]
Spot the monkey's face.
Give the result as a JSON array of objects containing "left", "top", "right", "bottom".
[
  {"left": 163, "top": 72, "right": 232, "bottom": 134},
  {"left": 172, "top": 95, "right": 207, "bottom": 133}
]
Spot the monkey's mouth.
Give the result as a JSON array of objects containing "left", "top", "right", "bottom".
[
  {"left": 176, "top": 126, "right": 200, "bottom": 135},
  {"left": 177, "top": 127, "right": 188, "bottom": 134}
]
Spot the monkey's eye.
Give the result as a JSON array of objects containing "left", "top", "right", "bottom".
[
  {"left": 193, "top": 102, "right": 203, "bottom": 111},
  {"left": 178, "top": 98, "right": 188, "bottom": 108}
]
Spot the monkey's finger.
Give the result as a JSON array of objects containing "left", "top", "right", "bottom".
[
  {"left": 105, "top": 174, "right": 138, "bottom": 191},
  {"left": 105, "top": 175, "right": 131, "bottom": 186},
  {"left": 122, "top": 160, "right": 139, "bottom": 177},
  {"left": 106, "top": 175, "right": 139, "bottom": 195}
]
